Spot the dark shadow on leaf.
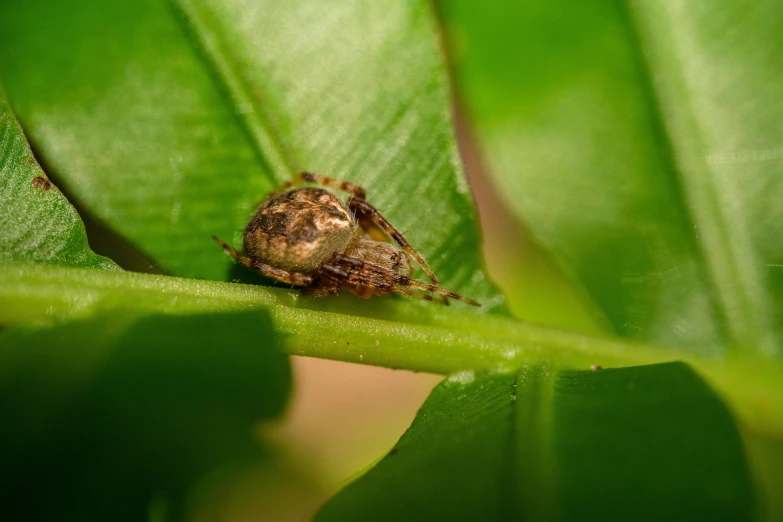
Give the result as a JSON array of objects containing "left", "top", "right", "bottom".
[{"left": 0, "top": 310, "right": 290, "bottom": 521}]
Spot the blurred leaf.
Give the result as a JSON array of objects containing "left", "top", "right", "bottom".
[
  {"left": 442, "top": 0, "right": 783, "bottom": 353},
  {"left": 0, "top": 0, "right": 502, "bottom": 309},
  {"left": 441, "top": 4, "right": 783, "bottom": 517},
  {"left": 316, "top": 363, "right": 755, "bottom": 522},
  {"left": 0, "top": 309, "right": 290, "bottom": 521},
  {"left": 745, "top": 433, "right": 783, "bottom": 522},
  {"left": 0, "top": 91, "right": 117, "bottom": 270}
]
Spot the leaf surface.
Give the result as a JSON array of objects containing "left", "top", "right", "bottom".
[
  {"left": 442, "top": 0, "right": 783, "bottom": 353},
  {"left": 316, "top": 363, "right": 755, "bottom": 522},
  {"left": 439, "top": 4, "right": 783, "bottom": 514},
  {"left": 0, "top": 0, "right": 502, "bottom": 308},
  {"left": 0, "top": 309, "right": 290, "bottom": 520},
  {"left": 0, "top": 92, "right": 116, "bottom": 270}
]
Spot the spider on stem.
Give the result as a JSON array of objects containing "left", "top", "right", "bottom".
[{"left": 213, "top": 172, "right": 480, "bottom": 306}]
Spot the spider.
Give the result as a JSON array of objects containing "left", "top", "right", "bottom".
[{"left": 213, "top": 172, "right": 480, "bottom": 306}]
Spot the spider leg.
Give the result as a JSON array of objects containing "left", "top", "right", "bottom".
[
  {"left": 391, "top": 275, "right": 480, "bottom": 307},
  {"left": 320, "top": 259, "right": 437, "bottom": 303},
  {"left": 355, "top": 213, "right": 389, "bottom": 243},
  {"left": 327, "top": 254, "right": 480, "bottom": 307},
  {"left": 268, "top": 172, "right": 367, "bottom": 199},
  {"left": 301, "top": 284, "right": 341, "bottom": 297},
  {"left": 347, "top": 197, "right": 448, "bottom": 304},
  {"left": 254, "top": 172, "right": 368, "bottom": 211},
  {"left": 341, "top": 254, "right": 481, "bottom": 307},
  {"left": 212, "top": 236, "right": 314, "bottom": 287}
]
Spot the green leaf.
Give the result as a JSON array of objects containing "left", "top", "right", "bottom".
[
  {"left": 441, "top": 0, "right": 783, "bottom": 353},
  {"left": 439, "top": 4, "right": 783, "bottom": 516},
  {"left": 316, "top": 363, "right": 755, "bottom": 522},
  {"left": 0, "top": 309, "right": 290, "bottom": 520},
  {"left": 0, "top": 0, "right": 501, "bottom": 309},
  {"left": 0, "top": 91, "right": 117, "bottom": 270}
]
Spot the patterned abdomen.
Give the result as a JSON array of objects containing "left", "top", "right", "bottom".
[{"left": 243, "top": 188, "right": 357, "bottom": 273}]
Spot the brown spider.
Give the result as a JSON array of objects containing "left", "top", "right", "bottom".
[{"left": 213, "top": 172, "right": 480, "bottom": 306}]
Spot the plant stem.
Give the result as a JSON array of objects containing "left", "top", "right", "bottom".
[{"left": 1, "top": 261, "right": 781, "bottom": 435}]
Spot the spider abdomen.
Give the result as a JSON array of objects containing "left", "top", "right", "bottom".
[{"left": 243, "top": 188, "right": 357, "bottom": 273}]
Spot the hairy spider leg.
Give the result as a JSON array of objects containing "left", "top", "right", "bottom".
[
  {"left": 348, "top": 256, "right": 481, "bottom": 306},
  {"left": 320, "top": 260, "right": 439, "bottom": 304},
  {"left": 332, "top": 253, "right": 480, "bottom": 307},
  {"left": 347, "top": 197, "right": 448, "bottom": 304},
  {"left": 269, "top": 172, "right": 367, "bottom": 199},
  {"left": 301, "top": 284, "right": 341, "bottom": 297},
  {"left": 393, "top": 274, "right": 480, "bottom": 306},
  {"left": 251, "top": 172, "right": 369, "bottom": 212},
  {"left": 212, "top": 236, "right": 315, "bottom": 287},
  {"left": 354, "top": 211, "right": 390, "bottom": 243}
]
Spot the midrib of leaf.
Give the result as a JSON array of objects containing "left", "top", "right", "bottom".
[
  {"left": 170, "top": 0, "right": 296, "bottom": 182},
  {"left": 621, "top": 1, "right": 775, "bottom": 358},
  {"left": 507, "top": 367, "right": 556, "bottom": 520},
  {"left": 2, "top": 261, "right": 782, "bottom": 436}
]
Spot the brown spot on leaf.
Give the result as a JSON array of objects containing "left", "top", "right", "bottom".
[{"left": 31, "top": 176, "right": 52, "bottom": 191}]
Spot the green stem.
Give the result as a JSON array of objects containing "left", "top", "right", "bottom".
[{"left": 1, "top": 261, "right": 781, "bottom": 435}]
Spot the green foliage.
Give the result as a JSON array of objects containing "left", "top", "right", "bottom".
[
  {"left": 0, "top": 0, "right": 781, "bottom": 520},
  {"left": 317, "top": 363, "right": 755, "bottom": 521},
  {"left": 4, "top": 260, "right": 783, "bottom": 441},
  {"left": 442, "top": 0, "right": 783, "bottom": 355},
  {"left": 0, "top": 310, "right": 290, "bottom": 520},
  {"left": 0, "top": 0, "right": 500, "bottom": 308},
  {"left": 0, "top": 94, "right": 117, "bottom": 270}
]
